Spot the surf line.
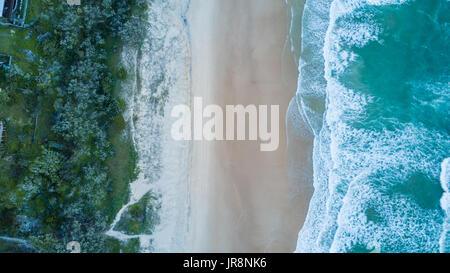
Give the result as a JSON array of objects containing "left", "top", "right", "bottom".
[{"left": 171, "top": 97, "right": 280, "bottom": 152}]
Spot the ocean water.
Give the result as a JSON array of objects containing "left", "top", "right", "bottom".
[{"left": 292, "top": 0, "right": 450, "bottom": 253}]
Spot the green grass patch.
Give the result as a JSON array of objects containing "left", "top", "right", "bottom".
[
  {"left": 104, "top": 113, "right": 137, "bottom": 223},
  {"left": 115, "top": 192, "right": 160, "bottom": 235},
  {"left": 104, "top": 237, "right": 140, "bottom": 253}
]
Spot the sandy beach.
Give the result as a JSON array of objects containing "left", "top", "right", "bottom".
[{"left": 187, "top": 0, "right": 308, "bottom": 252}]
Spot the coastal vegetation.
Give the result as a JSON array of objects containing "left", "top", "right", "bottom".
[
  {"left": 0, "top": 0, "right": 148, "bottom": 252},
  {"left": 116, "top": 192, "right": 160, "bottom": 236}
]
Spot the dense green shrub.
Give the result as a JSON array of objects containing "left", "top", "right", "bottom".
[{"left": 0, "top": 0, "right": 147, "bottom": 252}]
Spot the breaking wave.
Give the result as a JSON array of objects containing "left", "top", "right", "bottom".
[{"left": 292, "top": 0, "right": 450, "bottom": 253}]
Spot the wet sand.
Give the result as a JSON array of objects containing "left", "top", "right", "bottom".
[{"left": 187, "top": 0, "right": 309, "bottom": 252}]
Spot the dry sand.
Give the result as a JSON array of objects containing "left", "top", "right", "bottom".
[{"left": 187, "top": 0, "right": 309, "bottom": 252}]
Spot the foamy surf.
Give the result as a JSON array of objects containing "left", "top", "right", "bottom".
[
  {"left": 286, "top": 0, "right": 333, "bottom": 253},
  {"left": 293, "top": 0, "right": 449, "bottom": 253},
  {"left": 440, "top": 158, "right": 450, "bottom": 253}
]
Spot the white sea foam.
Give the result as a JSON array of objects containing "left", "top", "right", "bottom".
[
  {"left": 292, "top": 0, "right": 333, "bottom": 253},
  {"left": 292, "top": 0, "right": 331, "bottom": 136},
  {"left": 440, "top": 158, "right": 450, "bottom": 253},
  {"left": 295, "top": 0, "right": 448, "bottom": 252}
]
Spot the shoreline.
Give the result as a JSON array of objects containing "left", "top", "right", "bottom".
[{"left": 187, "top": 0, "right": 308, "bottom": 252}]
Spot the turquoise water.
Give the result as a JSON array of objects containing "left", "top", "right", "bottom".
[{"left": 293, "top": 0, "right": 449, "bottom": 253}]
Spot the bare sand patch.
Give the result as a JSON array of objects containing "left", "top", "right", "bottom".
[{"left": 187, "top": 0, "right": 309, "bottom": 252}]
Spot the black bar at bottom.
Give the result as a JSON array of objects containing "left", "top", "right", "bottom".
[{"left": 1, "top": 253, "right": 445, "bottom": 272}]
